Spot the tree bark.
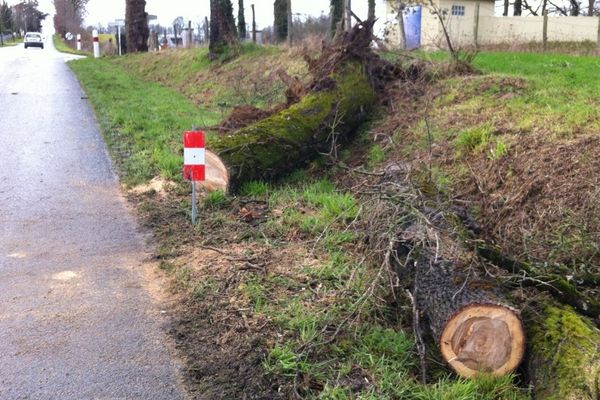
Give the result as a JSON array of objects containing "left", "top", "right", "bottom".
[
  {"left": 273, "top": 0, "right": 288, "bottom": 42},
  {"left": 209, "top": 0, "right": 237, "bottom": 58},
  {"left": 251, "top": 4, "right": 256, "bottom": 43},
  {"left": 125, "top": 0, "right": 149, "bottom": 52},
  {"left": 503, "top": 0, "right": 509, "bottom": 15},
  {"left": 368, "top": 0, "right": 376, "bottom": 20},
  {"left": 202, "top": 62, "right": 375, "bottom": 193},
  {"left": 237, "top": 0, "right": 246, "bottom": 39},
  {"left": 513, "top": 0, "right": 522, "bottom": 15},
  {"left": 330, "top": 0, "right": 344, "bottom": 37}
]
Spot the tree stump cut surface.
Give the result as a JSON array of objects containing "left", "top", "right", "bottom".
[{"left": 440, "top": 303, "right": 525, "bottom": 377}]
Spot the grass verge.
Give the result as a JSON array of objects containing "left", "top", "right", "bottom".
[
  {"left": 53, "top": 34, "right": 91, "bottom": 56},
  {"left": 68, "top": 48, "right": 535, "bottom": 399}
]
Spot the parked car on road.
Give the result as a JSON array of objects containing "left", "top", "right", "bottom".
[{"left": 24, "top": 32, "right": 44, "bottom": 49}]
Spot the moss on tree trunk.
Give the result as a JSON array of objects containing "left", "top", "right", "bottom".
[
  {"left": 527, "top": 304, "right": 600, "bottom": 400},
  {"left": 205, "top": 62, "right": 375, "bottom": 193}
]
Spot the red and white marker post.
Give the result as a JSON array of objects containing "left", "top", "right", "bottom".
[
  {"left": 184, "top": 130, "right": 206, "bottom": 224},
  {"left": 92, "top": 29, "right": 100, "bottom": 58}
]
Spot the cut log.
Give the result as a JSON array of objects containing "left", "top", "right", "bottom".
[
  {"left": 415, "top": 257, "right": 526, "bottom": 377},
  {"left": 203, "top": 61, "right": 375, "bottom": 193}
]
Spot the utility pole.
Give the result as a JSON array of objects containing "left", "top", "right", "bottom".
[{"left": 542, "top": 10, "right": 548, "bottom": 52}]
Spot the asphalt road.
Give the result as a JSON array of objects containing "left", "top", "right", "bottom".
[{"left": 0, "top": 38, "right": 186, "bottom": 399}]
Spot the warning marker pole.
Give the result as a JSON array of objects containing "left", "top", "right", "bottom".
[
  {"left": 77, "top": 34, "right": 81, "bottom": 51},
  {"left": 183, "top": 129, "right": 206, "bottom": 225},
  {"left": 93, "top": 29, "right": 100, "bottom": 58}
]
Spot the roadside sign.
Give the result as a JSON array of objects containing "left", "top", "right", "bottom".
[
  {"left": 65, "top": 32, "right": 73, "bottom": 40},
  {"left": 183, "top": 131, "right": 206, "bottom": 181},
  {"left": 184, "top": 130, "right": 206, "bottom": 225}
]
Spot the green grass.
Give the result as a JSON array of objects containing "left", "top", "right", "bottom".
[
  {"left": 70, "top": 47, "right": 536, "bottom": 399},
  {"left": 69, "top": 57, "right": 221, "bottom": 185},
  {"left": 53, "top": 35, "right": 90, "bottom": 56},
  {"left": 0, "top": 36, "right": 23, "bottom": 47}
]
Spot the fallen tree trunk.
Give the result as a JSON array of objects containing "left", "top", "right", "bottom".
[
  {"left": 199, "top": 18, "right": 405, "bottom": 193},
  {"left": 203, "top": 62, "right": 375, "bottom": 193},
  {"left": 527, "top": 303, "right": 600, "bottom": 400},
  {"left": 414, "top": 254, "right": 526, "bottom": 377},
  {"left": 369, "top": 169, "right": 596, "bottom": 391}
]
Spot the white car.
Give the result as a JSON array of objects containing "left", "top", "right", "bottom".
[{"left": 24, "top": 32, "right": 44, "bottom": 49}]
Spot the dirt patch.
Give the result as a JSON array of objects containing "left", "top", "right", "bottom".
[
  {"left": 218, "top": 105, "right": 275, "bottom": 133},
  {"left": 128, "top": 176, "right": 172, "bottom": 197},
  {"left": 459, "top": 134, "right": 600, "bottom": 265}
]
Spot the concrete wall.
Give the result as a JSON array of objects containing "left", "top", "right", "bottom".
[{"left": 385, "top": 0, "right": 600, "bottom": 49}]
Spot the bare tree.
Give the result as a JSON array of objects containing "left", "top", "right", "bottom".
[
  {"left": 209, "top": 0, "right": 238, "bottom": 58},
  {"left": 273, "top": 0, "right": 287, "bottom": 41},
  {"left": 388, "top": 0, "right": 406, "bottom": 50},
  {"left": 126, "top": 0, "right": 149, "bottom": 52},
  {"left": 514, "top": 0, "right": 523, "bottom": 15},
  {"left": 368, "top": 0, "right": 375, "bottom": 19},
  {"left": 12, "top": 1, "right": 47, "bottom": 33},
  {"left": 237, "top": 0, "right": 246, "bottom": 39},
  {"left": 330, "top": 0, "right": 343, "bottom": 36}
]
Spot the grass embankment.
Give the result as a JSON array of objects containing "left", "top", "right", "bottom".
[
  {"left": 53, "top": 34, "right": 90, "bottom": 56},
  {"left": 67, "top": 46, "right": 600, "bottom": 398},
  {"left": 0, "top": 36, "right": 23, "bottom": 47},
  {"left": 402, "top": 51, "right": 600, "bottom": 267}
]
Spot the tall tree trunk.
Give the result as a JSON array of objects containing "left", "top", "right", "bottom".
[
  {"left": 368, "top": 0, "right": 376, "bottom": 19},
  {"left": 125, "top": 0, "right": 149, "bottom": 52},
  {"left": 330, "top": 0, "right": 344, "bottom": 37},
  {"left": 570, "top": 0, "right": 580, "bottom": 15},
  {"left": 209, "top": 0, "right": 237, "bottom": 58},
  {"left": 251, "top": 4, "right": 256, "bottom": 43},
  {"left": 273, "top": 0, "right": 288, "bottom": 42},
  {"left": 396, "top": 2, "right": 406, "bottom": 50},
  {"left": 503, "top": 0, "right": 509, "bottom": 15},
  {"left": 513, "top": 0, "right": 522, "bottom": 15},
  {"left": 237, "top": 0, "right": 246, "bottom": 39},
  {"left": 345, "top": 0, "right": 352, "bottom": 31}
]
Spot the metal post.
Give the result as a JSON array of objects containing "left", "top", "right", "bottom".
[
  {"left": 543, "top": 10, "right": 548, "bottom": 52},
  {"left": 118, "top": 25, "right": 122, "bottom": 56},
  {"left": 473, "top": 2, "right": 480, "bottom": 50},
  {"left": 93, "top": 29, "right": 100, "bottom": 58},
  {"left": 191, "top": 180, "right": 198, "bottom": 224}
]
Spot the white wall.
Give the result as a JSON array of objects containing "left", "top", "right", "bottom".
[{"left": 385, "top": 1, "right": 600, "bottom": 49}]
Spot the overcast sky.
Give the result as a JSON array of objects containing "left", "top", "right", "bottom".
[{"left": 12, "top": 0, "right": 389, "bottom": 32}]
